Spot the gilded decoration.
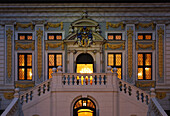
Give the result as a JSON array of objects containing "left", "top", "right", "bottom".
[
  {"left": 16, "top": 22, "right": 34, "bottom": 30},
  {"left": 127, "top": 28, "right": 133, "bottom": 78},
  {"left": 76, "top": 26, "right": 93, "bottom": 47},
  {"left": 156, "top": 92, "right": 166, "bottom": 99},
  {"left": 46, "top": 22, "right": 63, "bottom": 30},
  {"left": 158, "top": 28, "right": 164, "bottom": 78},
  {"left": 15, "top": 41, "right": 35, "bottom": 50},
  {"left": 15, "top": 83, "right": 34, "bottom": 88},
  {"left": 136, "top": 22, "right": 155, "bottom": 30},
  {"left": 4, "top": 92, "right": 14, "bottom": 100},
  {"left": 136, "top": 81, "right": 155, "bottom": 88},
  {"left": 105, "top": 42, "right": 125, "bottom": 50},
  {"left": 6, "top": 28, "right": 13, "bottom": 78},
  {"left": 136, "top": 42, "right": 155, "bottom": 50},
  {"left": 37, "top": 28, "right": 43, "bottom": 78},
  {"left": 45, "top": 42, "right": 64, "bottom": 50},
  {"left": 106, "top": 22, "right": 124, "bottom": 29}
]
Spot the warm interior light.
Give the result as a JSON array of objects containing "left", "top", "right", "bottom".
[
  {"left": 78, "top": 109, "right": 93, "bottom": 116},
  {"left": 145, "top": 68, "right": 149, "bottom": 71},
  {"left": 77, "top": 64, "right": 93, "bottom": 74}
]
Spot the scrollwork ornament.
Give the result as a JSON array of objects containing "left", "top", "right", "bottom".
[
  {"left": 105, "top": 42, "right": 125, "bottom": 50},
  {"left": 136, "top": 81, "right": 155, "bottom": 87},
  {"left": 4, "top": 92, "right": 14, "bottom": 100},
  {"left": 16, "top": 22, "right": 34, "bottom": 30},
  {"left": 15, "top": 41, "right": 35, "bottom": 50},
  {"left": 158, "top": 28, "right": 164, "bottom": 78},
  {"left": 15, "top": 83, "right": 34, "bottom": 88},
  {"left": 45, "top": 42, "right": 64, "bottom": 50},
  {"left": 6, "top": 28, "right": 13, "bottom": 78},
  {"left": 136, "top": 42, "right": 155, "bottom": 50},
  {"left": 46, "top": 22, "right": 63, "bottom": 30},
  {"left": 37, "top": 28, "right": 43, "bottom": 78},
  {"left": 127, "top": 28, "right": 133, "bottom": 78},
  {"left": 106, "top": 22, "right": 124, "bottom": 30}
]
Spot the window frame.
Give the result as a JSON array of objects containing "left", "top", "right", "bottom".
[
  {"left": 18, "top": 33, "right": 33, "bottom": 40},
  {"left": 45, "top": 31, "right": 65, "bottom": 40},
  {"left": 107, "top": 33, "right": 122, "bottom": 40},
  {"left": 105, "top": 31, "right": 125, "bottom": 40},
  {"left": 136, "top": 31, "right": 155, "bottom": 41},
  {"left": 15, "top": 31, "right": 34, "bottom": 40},
  {"left": 18, "top": 53, "right": 33, "bottom": 80},
  {"left": 137, "top": 53, "right": 152, "bottom": 80}
]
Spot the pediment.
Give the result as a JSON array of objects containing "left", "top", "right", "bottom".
[{"left": 72, "top": 19, "right": 99, "bottom": 27}]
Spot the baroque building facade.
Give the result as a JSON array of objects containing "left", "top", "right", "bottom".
[{"left": 0, "top": 2, "right": 170, "bottom": 116}]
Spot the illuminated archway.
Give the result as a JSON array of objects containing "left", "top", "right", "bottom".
[{"left": 73, "top": 98, "right": 96, "bottom": 116}]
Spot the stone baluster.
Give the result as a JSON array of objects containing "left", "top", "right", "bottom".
[
  {"left": 150, "top": 88, "right": 156, "bottom": 98},
  {"left": 101, "top": 75, "right": 104, "bottom": 85},
  {"left": 70, "top": 75, "right": 73, "bottom": 85},
  {"left": 97, "top": 75, "right": 100, "bottom": 85},
  {"left": 65, "top": 75, "right": 68, "bottom": 85},
  {"left": 83, "top": 76, "right": 86, "bottom": 85}
]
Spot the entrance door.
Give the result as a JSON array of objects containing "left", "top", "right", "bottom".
[{"left": 73, "top": 98, "right": 96, "bottom": 116}]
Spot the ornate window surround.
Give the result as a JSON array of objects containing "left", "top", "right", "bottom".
[
  {"left": 135, "top": 50, "right": 155, "bottom": 81},
  {"left": 15, "top": 50, "right": 35, "bottom": 81},
  {"left": 105, "top": 31, "right": 125, "bottom": 40},
  {"left": 105, "top": 50, "right": 125, "bottom": 80},
  {"left": 136, "top": 31, "right": 155, "bottom": 40},
  {"left": 45, "top": 50, "right": 65, "bottom": 80},
  {"left": 15, "top": 31, "right": 34, "bottom": 40},
  {"left": 45, "top": 31, "right": 65, "bottom": 40}
]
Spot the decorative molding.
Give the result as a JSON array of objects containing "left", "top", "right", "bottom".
[
  {"left": 15, "top": 22, "right": 34, "bottom": 30},
  {"left": 4, "top": 92, "right": 14, "bottom": 100},
  {"left": 127, "top": 28, "right": 133, "bottom": 78},
  {"left": 156, "top": 92, "right": 166, "bottom": 99},
  {"left": 46, "top": 42, "right": 64, "bottom": 50},
  {"left": 106, "top": 22, "right": 124, "bottom": 29},
  {"left": 6, "top": 28, "right": 13, "bottom": 78},
  {"left": 37, "top": 28, "right": 43, "bottom": 78},
  {"left": 105, "top": 41, "right": 125, "bottom": 50},
  {"left": 136, "top": 22, "right": 155, "bottom": 30},
  {"left": 136, "top": 42, "right": 155, "bottom": 50},
  {"left": 15, "top": 83, "right": 34, "bottom": 88},
  {"left": 46, "top": 22, "right": 63, "bottom": 30},
  {"left": 158, "top": 28, "right": 164, "bottom": 78},
  {"left": 15, "top": 41, "right": 35, "bottom": 50},
  {"left": 136, "top": 81, "right": 155, "bottom": 88}
]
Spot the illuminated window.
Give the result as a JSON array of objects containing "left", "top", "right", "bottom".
[
  {"left": 138, "top": 53, "right": 152, "bottom": 80},
  {"left": 108, "top": 33, "right": 122, "bottom": 40},
  {"left": 48, "top": 33, "right": 62, "bottom": 40},
  {"left": 18, "top": 33, "right": 32, "bottom": 40},
  {"left": 18, "top": 53, "right": 32, "bottom": 80},
  {"left": 48, "top": 53, "right": 62, "bottom": 79},
  {"left": 108, "top": 53, "right": 122, "bottom": 79},
  {"left": 138, "top": 33, "right": 152, "bottom": 40}
]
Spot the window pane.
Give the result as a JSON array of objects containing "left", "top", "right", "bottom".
[
  {"left": 49, "top": 35, "right": 54, "bottom": 40},
  {"left": 27, "top": 54, "right": 32, "bottom": 66},
  {"left": 56, "top": 35, "right": 62, "bottom": 40},
  {"left": 19, "top": 68, "right": 25, "bottom": 80},
  {"left": 138, "top": 54, "right": 143, "bottom": 66},
  {"left": 145, "top": 54, "right": 151, "bottom": 66},
  {"left": 49, "top": 68, "right": 53, "bottom": 79},
  {"left": 56, "top": 54, "right": 62, "bottom": 66},
  {"left": 145, "top": 68, "right": 151, "bottom": 79},
  {"left": 108, "top": 35, "right": 114, "bottom": 40},
  {"left": 19, "top": 35, "right": 25, "bottom": 40},
  {"left": 27, "top": 35, "right": 32, "bottom": 40},
  {"left": 138, "top": 68, "right": 143, "bottom": 80},
  {"left": 116, "top": 54, "right": 121, "bottom": 66},
  {"left": 27, "top": 68, "right": 32, "bottom": 80},
  {"left": 108, "top": 54, "right": 114, "bottom": 66},
  {"left": 19, "top": 54, "right": 25, "bottom": 66},
  {"left": 49, "top": 55, "right": 54, "bottom": 66},
  {"left": 138, "top": 35, "right": 143, "bottom": 40},
  {"left": 115, "top": 35, "right": 121, "bottom": 40},
  {"left": 145, "top": 35, "right": 151, "bottom": 40},
  {"left": 117, "top": 68, "right": 121, "bottom": 79}
]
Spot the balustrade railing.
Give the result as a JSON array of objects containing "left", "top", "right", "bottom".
[
  {"left": 119, "top": 79, "right": 150, "bottom": 105},
  {"left": 20, "top": 79, "right": 51, "bottom": 105}
]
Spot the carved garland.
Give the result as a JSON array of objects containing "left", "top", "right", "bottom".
[
  {"left": 105, "top": 42, "right": 125, "bottom": 50},
  {"left": 15, "top": 83, "right": 34, "bottom": 88},
  {"left": 158, "top": 28, "right": 164, "bottom": 78},
  {"left": 37, "top": 28, "right": 43, "bottom": 78},
  {"left": 136, "top": 22, "right": 155, "bottom": 30},
  {"left": 46, "top": 42, "right": 64, "bottom": 50},
  {"left": 46, "top": 22, "right": 63, "bottom": 30},
  {"left": 15, "top": 41, "right": 35, "bottom": 50},
  {"left": 136, "top": 81, "right": 155, "bottom": 88},
  {"left": 136, "top": 42, "right": 155, "bottom": 50},
  {"left": 106, "top": 22, "right": 124, "bottom": 29},
  {"left": 4, "top": 92, "right": 14, "bottom": 100},
  {"left": 127, "top": 28, "right": 133, "bottom": 78},
  {"left": 16, "top": 22, "right": 34, "bottom": 30},
  {"left": 6, "top": 28, "right": 13, "bottom": 78}
]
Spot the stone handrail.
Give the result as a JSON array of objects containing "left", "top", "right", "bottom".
[
  {"left": 118, "top": 79, "right": 150, "bottom": 105},
  {"left": 1, "top": 98, "right": 19, "bottom": 116},
  {"left": 147, "top": 98, "right": 168, "bottom": 116},
  {"left": 20, "top": 79, "right": 51, "bottom": 105}
]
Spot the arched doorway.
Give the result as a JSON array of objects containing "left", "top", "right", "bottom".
[
  {"left": 76, "top": 53, "right": 94, "bottom": 73},
  {"left": 73, "top": 98, "right": 96, "bottom": 116}
]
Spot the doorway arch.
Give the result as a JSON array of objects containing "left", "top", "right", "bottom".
[
  {"left": 76, "top": 53, "right": 94, "bottom": 73},
  {"left": 73, "top": 98, "right": 96, "bottom": 116}
]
